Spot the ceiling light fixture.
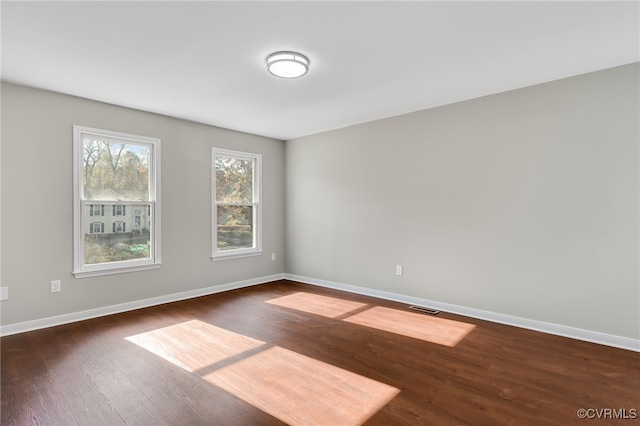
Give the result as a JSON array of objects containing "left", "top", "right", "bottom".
[{"left": 266, "top": 51, "right": 310, "bottom": 79}]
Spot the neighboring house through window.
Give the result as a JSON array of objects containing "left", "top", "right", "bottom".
[
  {"left": 73, "top": 125, "right": 161, "bottom": 277},
  {"left": 212, "top": 148, "right": 262, "bottom": 260}
]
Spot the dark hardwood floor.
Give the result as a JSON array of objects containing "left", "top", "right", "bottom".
[{"left": 2, "top": 280, "right": 638, "bottom": 425}]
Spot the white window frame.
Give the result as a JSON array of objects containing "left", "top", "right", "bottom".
[
  {"left": 73, "top": 125, "right": 161, "bottom": 278},
  {"left": 212, "top": 147, "right": 262, "bottom": 260}
]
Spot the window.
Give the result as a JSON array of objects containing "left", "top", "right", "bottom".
[
  {"left": 113, "top": 204, "right": 125, "bottom": 216},
  {"left": 73, "top": 126, "right": 161, "bottom": 277},
  {"left": 89, "top": 204, "right": 104, "bottom": 216},
  {"left": 212, "top": 148, "right": 261, "bottom": 260},
  {"left": 90, "top": 222, "right": 104, "bottom": 234}
]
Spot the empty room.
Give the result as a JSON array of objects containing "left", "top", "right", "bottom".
[{"left": 1, "top": 1, "right": 638, "bottom": 425}]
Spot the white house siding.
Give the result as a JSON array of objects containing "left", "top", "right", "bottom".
[{"left": 84, "top": 203, "right": 151, "bottom": 236}]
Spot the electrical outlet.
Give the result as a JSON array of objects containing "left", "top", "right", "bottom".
[
  {"left": 0, "top": 287, "right": 7, "bottom": 301},
  {"left": 396, "top": 265, "right": 403, "bottom": 276},
  {"left": 271, "top": 253, "right": 276, "bottom": 261},
  {"left": 51, "top": 280, "right": 61, "bottom": 293}
]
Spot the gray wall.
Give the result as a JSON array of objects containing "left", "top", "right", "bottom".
[
  {"left": 1, "top": 83, "right": 285, "bottom": 326},
  {"left": 286, "top": 63, "right": 639, "bottom": 340}
]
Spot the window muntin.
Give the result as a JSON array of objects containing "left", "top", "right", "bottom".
[
  {"left": 74, "top": 126, "right": 161, "bottom": 277},
  {"left": 212, "top": 148, "right": 261, "bottom": 259}
]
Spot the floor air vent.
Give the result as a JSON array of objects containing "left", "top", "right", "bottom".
[{"left": 409, "top": 306, "right": 440, "bottom": 315}]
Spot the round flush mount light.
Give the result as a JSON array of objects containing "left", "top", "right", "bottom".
[{"left": 266, "top": 51, "right": 310, "bottom": 79}]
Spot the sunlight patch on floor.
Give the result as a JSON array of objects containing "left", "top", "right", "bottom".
[
  {"left": 204, "top": 346, "right": 399, "bottom": 426},
  {"left": 344, "top": 306, "right": 476, "bottom": 347},
  {"left": 125, "top": 319, "right": 265, "bottom": 372},
  {"left": 265, "top": 292, "right": 368, "bottom": 318}
]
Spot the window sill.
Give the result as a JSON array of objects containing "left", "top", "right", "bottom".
[
  {"left": 211, "top": 251, "right": 263, "bottom": 262},
  {"left": 73, "top": 262, "right": 162, "bottom": 279}
]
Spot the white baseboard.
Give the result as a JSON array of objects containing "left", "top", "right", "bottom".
[
  {"left": 0, "top": 274, "right": 285, "bottom": 337},
  {"left": 285, "top": 273, "right": 640, "bottom": 353}
]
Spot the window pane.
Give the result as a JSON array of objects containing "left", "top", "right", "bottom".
[
  {"left": 83, "top": 135, "right": 150, "bottom": 201},
  {"left": 217, "top": 205, "right": 253, "bottom": 250},
  {"left": 84, "top": 203, "right": 152, "bottom": 265},
  {"left": 215, "top": 156, "right": 253, "bottom": 203}
]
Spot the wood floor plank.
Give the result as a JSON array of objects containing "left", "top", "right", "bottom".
[{"left": 2, "top": 280, "right": 638, "bottom": 425}]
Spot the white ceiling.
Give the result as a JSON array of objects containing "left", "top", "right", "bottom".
[{"left": 2, "top": 1, "right": 638, "bottom": 141}]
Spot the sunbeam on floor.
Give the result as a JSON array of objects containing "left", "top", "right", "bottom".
[
  {"left": 204, "top": 346, "right": 400, "bottom": 426},
  {"left": 344, "top": 306, "right": 476, "bottom": 347},
  {"left": 125, "top": 319, "right": 265, "bottom": 372},
  {"left": 265, "top": 292, "right": 368, "bottom": 318},
  {"left": 126, "top": 318, "right": 400, "bottom": 425}
]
